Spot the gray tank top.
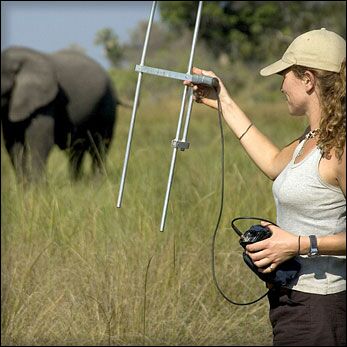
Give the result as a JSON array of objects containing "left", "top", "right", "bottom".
[{"left": 272, "top": 140, "right": 346, "bottom": 294}]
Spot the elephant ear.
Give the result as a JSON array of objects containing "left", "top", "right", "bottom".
[{"left": 9, "top": 51, "right": 59, "bottom": 122}]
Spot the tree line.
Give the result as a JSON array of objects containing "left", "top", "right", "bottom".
[{"left": 95, "top": 1, "right": 346, "bottom": 69}]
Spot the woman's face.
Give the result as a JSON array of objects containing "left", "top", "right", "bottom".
[{"left": 280, "top": 70, "right": 308, "bottom": 116}]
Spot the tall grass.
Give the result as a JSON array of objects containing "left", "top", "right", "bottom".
[{"left": 1, "top": 89, "right": 306, "bottom": 345}]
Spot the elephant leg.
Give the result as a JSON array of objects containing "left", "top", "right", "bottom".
[
  {"left": 68, "top": 140, "right": 86, "bottom": 180},
  {"left": 8, "top": 142, "right": 26, "bottom": 181},
  {"left": 2, "top": 117, "right": 27, "bottom": 181},
  {"left": 87, "top": 131, "right": 108, "bottom": 175},
  {"left": 24, "top": 115, "right": 55, "bottom": 181}
]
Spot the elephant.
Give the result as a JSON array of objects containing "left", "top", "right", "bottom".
[{"left": 1, "top": 45, "right": 119, "bottom": 182}]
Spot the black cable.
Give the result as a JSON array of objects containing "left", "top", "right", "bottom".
[
  {"left": 231, "top": 216, "right": 278, "bottom": 237},
  {"left": 211, "top": 90, "right": 269, "bottom": 305}
]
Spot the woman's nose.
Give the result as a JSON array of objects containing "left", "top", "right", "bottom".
[{"left": 280, "top": 80, "right": 284, "bottom": 93}]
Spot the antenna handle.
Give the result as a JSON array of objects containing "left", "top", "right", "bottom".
[{"left": 191, "top": 74, "right": 219, "bottom": 88}]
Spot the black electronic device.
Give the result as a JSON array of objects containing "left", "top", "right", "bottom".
[{"left": 231, "top": 217, "right": 301, "bottom": 287}]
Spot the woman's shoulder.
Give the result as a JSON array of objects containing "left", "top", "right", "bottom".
[
  {"left": 320, "top": 144, "right": 346, "bottom": 194},
  {"left": 335, "top": 144, "right": 346, "bottom": 195}
]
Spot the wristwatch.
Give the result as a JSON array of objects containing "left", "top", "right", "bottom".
[{"left": 308, "top": 235, "right": 319, "bottom": 257}]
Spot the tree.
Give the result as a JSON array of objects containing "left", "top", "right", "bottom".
[
  {"left": 159, "top": 1, "right": 346, "bottom": 64},
  {"left": 94, "top": 28, "right": 124, "bottom": 67}
]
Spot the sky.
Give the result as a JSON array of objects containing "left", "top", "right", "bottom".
[{"left": 1, "top": 1, "right": 160, "bottom": 69}]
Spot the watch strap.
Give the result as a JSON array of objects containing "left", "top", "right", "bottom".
[{"left": 308, "top": 235, "right": 319, "bottom": 256}]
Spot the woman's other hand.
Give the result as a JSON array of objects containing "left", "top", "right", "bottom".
[{"left": 245, "top": 221, "right": 299, "bottom": 274}]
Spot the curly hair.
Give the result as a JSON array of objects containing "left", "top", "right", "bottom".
[{"left": 292, "top": 60, "right": 346, "bottom": 160}]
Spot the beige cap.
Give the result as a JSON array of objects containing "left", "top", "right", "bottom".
[{"left": 260, "top": 28, "right": 346, "bottom": 76}]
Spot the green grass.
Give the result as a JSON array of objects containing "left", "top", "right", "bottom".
[{"left": 1, "top": 90, "right": 307, "bottom": 345}]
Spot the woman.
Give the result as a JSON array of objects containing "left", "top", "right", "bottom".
[{"left": 186, "top": 28, "right": 346, "bottom": 346}]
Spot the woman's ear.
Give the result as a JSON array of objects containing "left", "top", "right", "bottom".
[
  {"left": 8, "top": 49, "right": 59, "bottom": 122},
  {"left": 302, "top": 71, "right": 316, "bottom": 93}
]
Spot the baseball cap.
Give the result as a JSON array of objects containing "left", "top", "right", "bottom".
[{"left": 260, "top": 28, "right": 346, "bottom": 76}]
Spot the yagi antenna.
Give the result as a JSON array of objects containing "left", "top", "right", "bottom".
[{"left": 117, "top": 1, "right": 217, "bottom": 231}]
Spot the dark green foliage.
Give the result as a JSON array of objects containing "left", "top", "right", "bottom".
[{"left": 159, "top": 1, "right": 346, "bottom": 63}]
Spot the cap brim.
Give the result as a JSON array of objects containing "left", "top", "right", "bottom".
[{"left": 260, "top": 59, "right": 293, "bottom": 76}]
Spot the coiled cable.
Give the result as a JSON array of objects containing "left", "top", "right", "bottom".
[{"left": 211, "top": 90, "right": 269, "bottom": 305}]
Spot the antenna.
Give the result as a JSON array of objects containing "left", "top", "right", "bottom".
[{"left": 117, "top": 1, "right": 214, "bottom": 231}]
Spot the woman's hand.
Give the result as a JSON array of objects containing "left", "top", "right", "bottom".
[
  {"left": 184, "top": 67, "right": 231, "bottom": 110},
  {"left": 245, "top": 221, "right": 299, "bottom": 274}
]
